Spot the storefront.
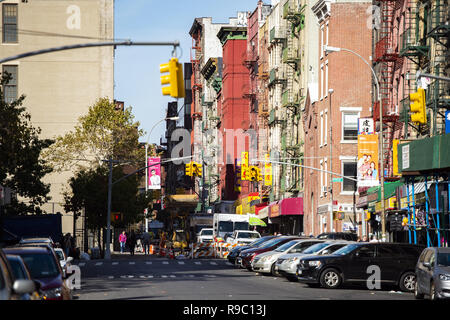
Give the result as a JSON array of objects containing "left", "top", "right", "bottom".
[{"left": 268, "top": 197, "right": 303, "bottom": 235}]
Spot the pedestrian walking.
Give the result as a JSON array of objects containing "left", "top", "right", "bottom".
[
  {"left": 128, "top": 230, "right": 137, "bottom": 256},
  {"left": 119, "top": 231, "right": 127, "bottom": 254},
  {"left": 142, "top": 231, "right": 151, "bottom": 255},
  {"left": 63, "top": 233, "right": 72, "bottom": 257}
]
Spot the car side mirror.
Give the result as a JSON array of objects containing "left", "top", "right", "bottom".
[
  {"left": 13, "top": 279, "right": 36, "bottom": 295},
  {"left": 322, "top": 250, "right": 330, "bottom": 255},
  {"left": 423, "top": 262, "right": 432, "bottom": 270}
]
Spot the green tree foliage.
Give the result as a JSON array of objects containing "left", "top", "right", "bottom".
[
  {"left": 0, "top": 72, "right": 53, "bottom": 215},
  {"left": 63, "top": 166, "right": 151, "bottom": 230},
  {"left": 43, "top": 98, "right": 146, "bottom": 171}
]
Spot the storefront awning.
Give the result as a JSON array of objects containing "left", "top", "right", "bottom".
[
  {"left": 165, "top": 194, "right": 199, "bottom": 207},
  {"left": 269, "top": 197, "right": 303, "bottom": 218},
  {"left": 257, "top": 206, "right": 269, "bottom": 219}
]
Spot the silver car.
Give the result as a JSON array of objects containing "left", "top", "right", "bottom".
[
  {"left": 415, "top": 247, "right": 450, "bottom": 300},
  {"left": 275, "top": 241, "right": 353, "bottom": 281},
  {"left": 252, "top": 239, "right": 323, "bottom": 275}
]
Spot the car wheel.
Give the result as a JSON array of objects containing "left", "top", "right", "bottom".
[
  {"left": 320, "top": 268, "right": 342, "bottom": 289},
  {"left": 429, "top": 281, "right": 437, "bottom": 301},
  {"left": 399, "top": 272, "right": 416, "bottom": 292},
  {"left": 270, "top": 263, "right": 279, "bottom": 276},
  {"left": 414, "top": 281, "right": 424, "bottom": 299}
]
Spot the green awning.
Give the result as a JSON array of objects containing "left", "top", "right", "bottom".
[{"left": 366, "top": 180, "right": 404, "bottom": 201}]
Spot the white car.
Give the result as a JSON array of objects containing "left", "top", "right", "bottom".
[
  {"left": 275, "top": 241, "right": 354, "bottom": 281},
  {"left": 252, "top": 239, "right": 322, "bottom": 275},
  {"left": 197, "top": 228, "right": 214, "bottom": 243},
  {"left": 53, "top": 248, "right": 73, "bottom": 277},
  {"left": 226, "top": 230, "right": 261, "bottom": 245}
]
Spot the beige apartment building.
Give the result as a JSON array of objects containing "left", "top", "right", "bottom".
[{"left": 1, "top": 0, "right": 114, "bottom": 243}]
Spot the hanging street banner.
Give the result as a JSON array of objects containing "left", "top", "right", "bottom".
[
  {"left": 148, "top": 157, "right": 161, "bottom": 189},
  {"left": 264, "top": 153, "right": 272, "bottom": 186},
  {"left": 357, "top": 134, "right": 379, "bottom": 187}
]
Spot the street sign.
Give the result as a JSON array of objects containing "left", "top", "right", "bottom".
[
  {"left": 446, "top": 111, "right": 450, "bottom": 134},
  {"left": 332, "top": 178, "right": 343, "bottom": 182}
]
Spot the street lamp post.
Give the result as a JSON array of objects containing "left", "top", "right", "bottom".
[
  {"left": 324, "top": 45, "right": 387, "bottom": 241},
  {"left": 144, "top": 116, "right": 179, "bottom": 232}
]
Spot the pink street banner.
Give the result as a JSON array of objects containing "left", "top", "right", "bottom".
[{"left": 148, "top": 157, "right": 161, "bottom": 189}]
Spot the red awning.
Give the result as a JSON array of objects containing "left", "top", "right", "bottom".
[{"left": 279, "top": 197, "right": 303, "bottom": 215}]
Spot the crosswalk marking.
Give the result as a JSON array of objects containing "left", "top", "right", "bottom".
[
  {"left": 95, "top": 262, "right": 103, "bottom": 266},
  {"left": 177, "top": 261, "right": 185, "bottom": 265},
  {"left": 194, "top": 262, "right": 201, "bottom": 265},
  {"left": 145, "top": 262, "right": 152, "bottom": 265},
  {"left": 210, "top": 262, "right": 217, "bottom": 265},
  {"left": 78, "top": 262, "right": 86, "bottom": 267},
  {"left": 112, "top": 262, "right": 118, "bottom": 265},
  {"left": 162, "top": 261, "right": 169, "bottom": 265},
  {"left": 129, "top": 262, "right": 135, "bottom": 265}
]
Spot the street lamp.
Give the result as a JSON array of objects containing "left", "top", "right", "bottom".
[
  {"left": 324, "top": 45, "right": 387, "bottom": 242},
  {"left": 144, "top": 116, "right": 179, "bottom": 232}
]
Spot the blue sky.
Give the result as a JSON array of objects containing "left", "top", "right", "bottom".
[{"left": 114, "top": 0, "right": 260, "bottom": 145}]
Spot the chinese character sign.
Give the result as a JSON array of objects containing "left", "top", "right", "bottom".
[
  {"left": 148, "top": 157, "right": 161, "bottom": 189},
  {"left": 264, "top": 153, "right": 272, "bottom": 186},
  {"left": 358, "top": 118, "right": 374, "bottom": 135},
  {"left": 241, "top": 151, "right": 249, "bottom": 181},
  {"left": 357, "top": 134, "right": 379, "bottom": 187}
]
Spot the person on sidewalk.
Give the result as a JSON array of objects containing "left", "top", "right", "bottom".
[
  {"left": 128, "top": 230, "right": 137, "bottom": 256},
  {"left": 142, "top": 231, "right": 151, "bottom": 255},
  {"left": 119, "top": 231, "right": 127, "bottom": 254}
]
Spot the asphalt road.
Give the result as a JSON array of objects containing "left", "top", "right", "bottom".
[{"left": 72, "top": 254, "right": 415, "bottom": 301}]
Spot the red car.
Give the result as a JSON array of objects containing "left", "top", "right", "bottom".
[
  {"left": 3, "top": 246, "right": 72, "bottom": 300},
  {"left": 239, "top": 236, "right": 302, "bottom": 271}
]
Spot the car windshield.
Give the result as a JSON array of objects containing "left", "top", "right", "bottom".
[
  {"left": 259, "top": 237, "right": 290, "bottom": 249},
  {"left": 19, "top": 253, "right": 60, "bottom": 279},
  {"left": 237, "top": 232, "right": 260, "bottom": 239},
  {"left": 54, "top": 250, "right": 65, "bottom": 261},
  {"left": 202, "top": 230, "right": 213, "bottom": 236},
  {"left": 275, "top": 240, "right": 300, "bottom": 252},
  {"left": 234, "top": 222, "right": 249, "bottom": 231},
  {"left": 437, "top": 252, "right": 450, "bottom": 266},
  {"left": 251, "top": 237, "right": 273, "bottom": 247},
  {"left": 333, "top": 243, "right": 360, "bottom": 255},
  {"left": 302, "top": 242, "right": 331, "bottom": 254},
  {"left": 7, "top": 259, "right": 27, "bottom": 280},
  {"left": 218, "top": 221, "right": 233, "bottom": 233}
]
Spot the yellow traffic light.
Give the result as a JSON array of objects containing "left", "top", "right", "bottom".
[
  {"left": 249, "top": 166, "right": 261, "bottom": 181},
  {"left": 160, "top": 57, "right": 185, "bottom": 98},
  {"left": 192, "top": 162, "right": 202, "bottom": 177},
  {"left": 409, "top": 88, "right": 426, "bottom": 124},
  {"left": 185, "top": 162, "right": 193, "bottom": 176}
]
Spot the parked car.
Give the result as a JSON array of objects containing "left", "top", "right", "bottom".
[
  {"left": 317, "top": 232, "right": 358, "bottom": 241},
  {"left": 6, "top": 254, "right": 41, "bottom": 300},
  {"left": 196, "top": 228, "right": 214, "bottom": 243},
  {"left": 19, "top": 237, "right": 55, "bottom": 247},
  {"left": 0, "top": 249, "right": 37, "bottom": 300},
  {"left": 415, "top": 247, "right": 450, "bottom": 300},
  {"left": 227, "top": 235, "right": 277, "bottom": 265},
  {"left": 276, "top": 241, "right": 350, "bottom": 282},
  {"left": 239, "top": 236, "right": 302, "bottom": 271},
  {"left": 226, "top": 230, "right": 261, "bottom": 245},
  {"left": 252, "top": 239, "right": 322, "bottom": 276},
  {"left": 3, "top": 246, "right": 72, "bottom": 300},
  {"left": 297, "top": 242, "right": 424, "bottom": 291},
  {"left": 54, "top": 248, "right": 74, "bottom": 278}
]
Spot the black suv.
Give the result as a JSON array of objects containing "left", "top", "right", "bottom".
[
  {"left": 297, "top": 242, "right": 424, "bottom": 292},
  {"left": 317, "top": 232, "right": 358, "bottom": 241}
]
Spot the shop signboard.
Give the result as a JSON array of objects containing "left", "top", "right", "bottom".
[
  {"left": 264, "top": 153, "right": 272, "bottom": 186},
  {"left": 148, "top": 157, "right": 161, "bottom": 189}
]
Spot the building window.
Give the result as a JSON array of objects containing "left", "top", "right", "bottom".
[
  {"left": 342, "top": 161, "right": 357, "bottom": 192},
  {"left": 324, "top": 110, "right": 328, "bottom": 145},
  {"left": 320, "top": 111, "right": 324, "bottom": 147},
  {"left": 2, "top": 4, "right": 18, "bottom": 43},
  {"left": 342, "top": 112, "right": 358, "bottom": 140},
  {"left": 2, "top": 65, "right": 18, "bottom": 103},
  {"left": 320, "top": 63, "right": 324, "bottom": 100},
  {"left": 324, "top": 61, "right": 328, "bottom": 97},
  {"left": 320, "top": 159, "right": 324, "bottom": 196}
]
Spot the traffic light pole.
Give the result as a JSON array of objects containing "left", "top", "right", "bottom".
[
  {"left": 104, "top": 155, "right": 192, "bottom": 260},
  {"left": 0, "top": 40, "right": 180, "bottom": 64}
]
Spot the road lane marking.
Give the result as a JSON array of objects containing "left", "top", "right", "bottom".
[
  {"left": 78, "top": 263, "right": 86, "bottom": 267},
  {"left": 162, "top": 261, "right": 169, "bottom": 265},
  {"left": 129, "top": 262, "right": 135, "bottom": 265},
  {"left": 210, "top": 262, "right": 217, "bottom": 265},
  {"left": 178, "top": 261, "right": 185, "bottom": 265},
  {"left": 194, "top": 262, "right": 201, "bottom": 265},
  {"left": 145, "top": 262, "right": 152, "bottom": 265},
  {"left": 95, "top": 262, "right": 103, "bottom": 266},
  {"left": 112, "top": 262, "right": 118, "bottom": 265}
]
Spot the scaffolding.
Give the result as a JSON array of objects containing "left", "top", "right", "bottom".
[{"left": 404, "top": 175, "right": 450, "bottom": 247}]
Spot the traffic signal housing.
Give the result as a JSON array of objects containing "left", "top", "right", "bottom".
[
  {"left": 192, "top": 162, "right": 202, "bottom": 177},
  {"left": 111, "top": 212, "right": 122, "bottom": 223},
  {"left": 409, "top": 87, "right": 426, "bottom": 124},
  {"left": 185, "top": 162, "right": 193, "bottom": 176},
  {"left": 249, "top": 166, "right": 262, "bottom": 181},
  {"left": 159, "top": 57, "right": 185, "bottom": 98}
]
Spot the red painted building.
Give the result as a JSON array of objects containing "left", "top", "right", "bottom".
[{"left": 217, "top": 26, "right": 251, "bottom": 201}]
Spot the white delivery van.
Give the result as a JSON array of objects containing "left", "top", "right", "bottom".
[{"left": 212, "top": 213, "right": 250, "bottom": 240}]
